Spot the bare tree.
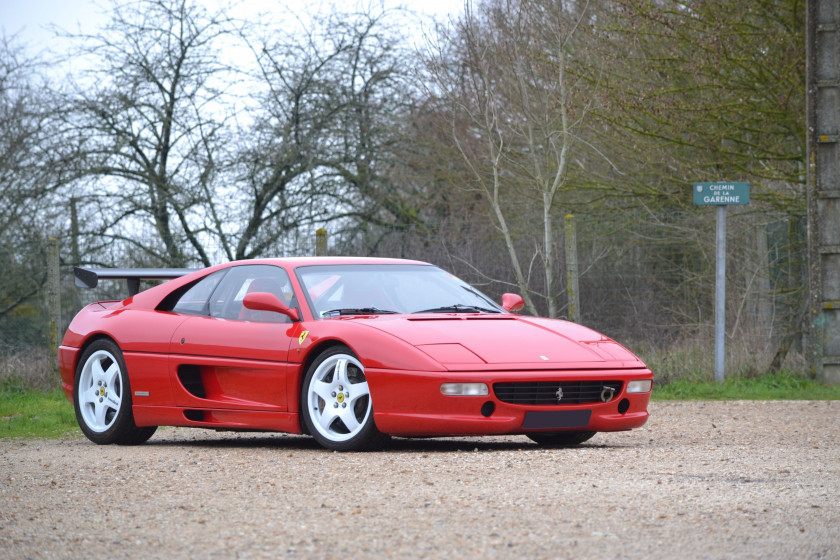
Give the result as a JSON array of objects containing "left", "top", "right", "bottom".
[
  {"left": 232, "top": 7, "right": 427, "bottom": 259},
  {"left": 0, "top": 36, "right": 63, "bottom": 321},
  {"left": 61, "top": 0, "right": 234, "bottom": 267},
  {"left": 228, "top": 12, "right": 354, "bottom": 260},
  {"left": 426, "top": 0, "right": 603, "bottom": 317}
]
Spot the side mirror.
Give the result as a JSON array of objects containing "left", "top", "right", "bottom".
[
  {"left": 501, "top": 293, "right": 525, "bottom": 313},
  {"left": 243, "top": 292, "right": 300, "bottom": 322}
]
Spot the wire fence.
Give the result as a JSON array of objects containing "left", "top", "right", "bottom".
[
  {"left": 332, "top": 209, "right": 806, "bottom": 379},
  {"left": 1, "top": 208, "right": 806, "bottom": 387}
]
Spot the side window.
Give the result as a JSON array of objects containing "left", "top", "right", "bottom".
[
  {"left": 208, "top": 265, "right": 295, "bottom": 322},
  {"left": 169, "top": 270, "right": 227, "bottom": 316}
]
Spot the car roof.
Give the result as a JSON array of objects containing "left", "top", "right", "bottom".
[{"left": 240, "top": 256, "right": 432, "bottom": 267}]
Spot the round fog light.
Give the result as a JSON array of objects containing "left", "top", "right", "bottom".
[{"left": 617, "top": 398, "right": 630, "bottom": 414}]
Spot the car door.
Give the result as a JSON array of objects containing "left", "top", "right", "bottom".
[{"left": 168, "top": 264, "right": 298, "bottom": 412}]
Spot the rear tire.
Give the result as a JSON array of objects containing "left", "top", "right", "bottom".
[
  {"left": 527, "top": 431, "right": 596, "bottom": 447},
  {"left": 74, "top": 339, "right": 157, "bottom": 445}
]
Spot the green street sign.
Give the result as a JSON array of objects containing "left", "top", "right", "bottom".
[{"left": 693, "top": 182, "right": 750, "bottom": 205}]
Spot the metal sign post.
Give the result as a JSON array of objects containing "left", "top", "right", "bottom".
[
  {"left": 714, "top": 205, "right": 727, "bottom": 382},
  {"left": 694, "top": 182, "right": 750, "bottom": 382}
]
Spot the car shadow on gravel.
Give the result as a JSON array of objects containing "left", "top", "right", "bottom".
[
  {"left": 141, "top": 430, "right": 638, "bottom": 453},
  {"left": 144, "top": 432, "right": 322, "bottom": 450}
]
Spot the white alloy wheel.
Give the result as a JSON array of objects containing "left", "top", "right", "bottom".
[
  {"left": 73, "top": 339, "right": 157, "bottom": 445},
  {"left": 307, "top": 353, "right": 370, "bottom": 441},
  {"left": 78, "top": 349, "right": 124, "bottom": 433},
  {"left": 302, "top": 346, "right": 386, "bottom": 451}
]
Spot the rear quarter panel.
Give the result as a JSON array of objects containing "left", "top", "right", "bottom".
[{"left": 59, "top": 303, "right": 191, "bottom": 407}]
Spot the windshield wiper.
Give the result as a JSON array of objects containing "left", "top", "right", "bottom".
[
  {"left": 321, "top": 307, "right": 399, "bottom": 317},
  {"left": 413, "top": 304, "right": 500, "bottom": 314}
]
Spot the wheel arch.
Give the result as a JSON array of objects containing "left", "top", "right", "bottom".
[
  {"left": 300, "top": 339, "right": 355, "bottom": 376},
  {"left": 73, "top": 333, "right": 121, "bottom": 379},
  {"left": 290, "top": 326, "right": 445, "bottom": 424}
]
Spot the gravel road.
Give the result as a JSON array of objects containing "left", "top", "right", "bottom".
[{"left": 2, "top": 400, "right": 839, "bottom": 559}]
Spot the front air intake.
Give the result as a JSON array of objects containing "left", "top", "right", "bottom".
[{"left": 494, "top": 381, "right": 623, "bottom": 405}]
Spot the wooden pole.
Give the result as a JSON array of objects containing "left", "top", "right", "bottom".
[
  {"left": 46, "top": 238, "right": 61, "bottom": 378},
  {"left": 564, "top": 214, "right": 581, "bottom": 323},
  {"left": 315, "top": 228, "right": 327, "bottom": 256}
]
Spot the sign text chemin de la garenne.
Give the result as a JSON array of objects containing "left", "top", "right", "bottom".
[{"left": 693, "top": 182, "right": 750, "bottom": 206}]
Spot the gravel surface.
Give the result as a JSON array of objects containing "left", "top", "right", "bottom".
[{"left": 2, "top": 400, "right": 839, "bottom": 559}]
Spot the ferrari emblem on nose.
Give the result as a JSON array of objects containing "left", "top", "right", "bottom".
[{"left": 555, "top": 386, "right": 564, "bottom": 401}]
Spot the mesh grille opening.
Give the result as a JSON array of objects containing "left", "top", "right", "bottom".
[{"left": 494, "top": 381, "right": 623, "bottom": 405}]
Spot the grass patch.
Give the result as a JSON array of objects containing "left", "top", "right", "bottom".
[
  {"left": 0, "top": 378, "right": 79, "bottom": 439},
  {"left": 653, "top": 370, "right": 840, "bottom": 401}
]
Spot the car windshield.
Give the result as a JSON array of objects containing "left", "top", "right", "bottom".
[{"left": 295, "top": 264, "right": 503, "bottom": 318}]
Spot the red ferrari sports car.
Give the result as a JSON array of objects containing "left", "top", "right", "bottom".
[{"left": 60, "top": 257, "right": 652, "bottom": 451}]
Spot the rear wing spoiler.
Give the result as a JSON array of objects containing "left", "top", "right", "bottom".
[{"left": 74, "top": 267, "right": 197, "bottom": 297}]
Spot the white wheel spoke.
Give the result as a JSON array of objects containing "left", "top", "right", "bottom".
[
  {"left": 94, "top": 400, "right": 109, "bottom": 427},
  {"left": 317, "top": 406, "right": 339, "bottom": 432},
  {"left": 106, "top": 390, "right": 122, "bottom": 410},
  {"left": 333, "top": 359, "right": 349, "bottom": 386},
  {"left": 91, "top": 358, "right": 106, "bottom": 384},
  {"left": 312, "top": 379, "right": 334, "bottom": 402},
  {"left": 83, "top": 386, "right": 99, "bottom": 406},
  {"left": 104, "top": 361, "right": 120, "bottom": 389},
  {"left": 338, "top": 407, "right": 361, "bottom": 433},
  {"left": 347, "top": 381, "right": 370, "bottom": 402}
]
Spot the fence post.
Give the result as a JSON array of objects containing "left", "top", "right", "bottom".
[
  {"left": 46, "top": 238, "right": 61, "bottom": 377},
  {"left": 564, "top": 214, "right": 581, "bottom": 323},
  {"left": 316, "top": 228, "right": 327, "bottom": 256},
  {"left": 70, "top": 197, "right": 80, "bottom": 266}
]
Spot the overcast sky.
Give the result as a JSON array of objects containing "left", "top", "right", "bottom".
[{"left": 1, "top": 0, "right": 462, "bottom": 48}]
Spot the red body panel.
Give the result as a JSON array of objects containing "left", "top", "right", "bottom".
[
  {"left": 60, "top": 257, "right": 653, "bottom": 440},
  {"left": 132, "top": 406, "right": 300, "bottom": 433}
]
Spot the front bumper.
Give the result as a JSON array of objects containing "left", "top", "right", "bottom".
[{"left": 366, "top": 368, "right": 652, "bottom": 437}]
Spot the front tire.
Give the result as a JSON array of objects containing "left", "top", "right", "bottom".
[
  {"left": 74, "top": 339, "right": 156, "bottom": 445},
  {"left": 527, "top": 431, "right": 596, "bottom": 447},
  {"left": 300, "top": 345, "right": 387, "bottom": 451}
]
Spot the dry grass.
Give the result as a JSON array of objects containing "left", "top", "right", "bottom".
[
  {"left": 0, "top": 347, "right": 60, "bottom": 392},
  {"left": 634, "top": 336, "right": 808, "bottom": 387}
]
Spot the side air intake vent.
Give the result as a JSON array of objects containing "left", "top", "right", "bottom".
[{"left": 177, "top": 364, "right": 206, "bottom": 398}]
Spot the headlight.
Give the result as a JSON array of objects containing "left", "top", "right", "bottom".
[
  {"left": 440, "top": 383, "right": 489, "bottom": 396},
  {"left": 626, "top": 380, "right": 653, "bottom": 393}
]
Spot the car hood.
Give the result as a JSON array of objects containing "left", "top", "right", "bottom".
[{"left": 354, "top": 314, "right": 645, "bottom": 370}]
